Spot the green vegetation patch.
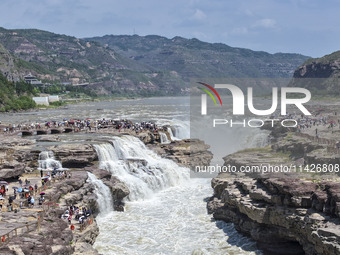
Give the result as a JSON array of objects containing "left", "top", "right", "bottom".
[{"left": 0, "top": 73, "right": 36, "bottom": 112}]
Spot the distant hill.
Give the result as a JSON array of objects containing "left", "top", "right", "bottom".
[
  {"left": 0, "top": 27, "right": 310, "bottom": 98},
  {"left": 87, "top": 34, "right": 309, "bottom": 79},
  {"left": 289, "top": 51, "right": 340, "bottom": 95},
  {"left": 0, "top": 27, "right": 185, "bottom": 96}
]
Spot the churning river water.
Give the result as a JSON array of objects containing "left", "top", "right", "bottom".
[{"left": 0, "top": 97, "right": 265, "bottom": 255}]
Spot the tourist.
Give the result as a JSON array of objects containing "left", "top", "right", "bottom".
[
  {"left": 79, "top": 215, "right": 85, "bottom": 224},
  {"left": 336, "top": 141, "right": 340, "bottom": 150},
  {"left": 8, "top": 196, "right": 13, "bottom": 206},
  {"left": 27, "top": 195, "right": 31, "bottom": 207}
]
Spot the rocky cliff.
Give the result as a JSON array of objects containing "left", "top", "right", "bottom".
[
  {"left": 208, "top": 129, "right": 340, "bottom": 255},
  {"left": 0, "top": 136, "right": 36, "bottom": 179},
  {"left": 49, "top": 144, "right": 97, "bottom": 168},
  {"left": 209, "top": 174, "right": 340, "bottom": 255},
  {"left": 290, "top": 50, "right": 340, "bottom": 94},
  {"left": 0, "top": 43, "right": 20, "bottom": 82},
  {"left": 147, "top": 138, "right": 213, "bottom": 168}
]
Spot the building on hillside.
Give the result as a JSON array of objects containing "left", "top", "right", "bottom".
[
  {"left": 24, "top": 73, "right": 43, "bottom": 86},
  {"left": 32, "top": 97, "right": 49, "bottom": 106},
  {"left": 48, "top": 95, "right": 59, "bottom": 102},
  {"left": 32, "top": 95, "right": 60, "bottom": 106}
]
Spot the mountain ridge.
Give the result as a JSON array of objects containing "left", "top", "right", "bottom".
[
  {"left": 289, "top": 50, "right": 340, "bottom": 95},
  {"left": 87, "top": 34, "right": 309, "bottom": 80},
  {"left": 0, "top": 27, "right": 310, "bottom": 98}
]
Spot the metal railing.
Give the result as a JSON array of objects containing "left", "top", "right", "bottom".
[{"left": 0, "top": 210, "right": 44, "bottom": 246}]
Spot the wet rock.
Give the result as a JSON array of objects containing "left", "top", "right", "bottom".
[
  {"left": 103, "top": 178, "right": 130, "bottom": 201},
  {"left": 89, "top": 167, "right": 111, "bottom": 180},
  {"left": 148, "top": 139, "right": 213, "bottom": 168},
  {"left": 209, "top": 174, "right": 340, "bottom": 255},
  {"left": 0, "top": 145, "right": 34, "bottom": 179},
  {"left": 85, "top": 167, "right": 129, "bottom": 211},
  {"left": 73, "top": 221, "right": 99, "bottom": 245},
  {"left": 49, "top": 144, "right": 97, "bottom": 168},
  {"left": 73, "top": 242, "right": 100, "bottom": 255},
  {"left": 137, "top": 132, "right": 154, "bottom": 144}
]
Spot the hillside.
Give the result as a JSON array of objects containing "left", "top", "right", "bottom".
[
  {"left": 0, "top": 42, "right": 21, "bottom": 82},
  {"left": 0, "top": 27, "right": 310, "bottom": 99},
  {"left": 88, "top": 34, "right": 309, "bottom": 79},
  {"left": 0, "top": 27, "right": 185, "bottom": 96},
  {"left": 0, "top": 73, "right": 36, "bottom": 112},
  {"left": 289, "top": 50, "right": 340, "bottom": 95}
]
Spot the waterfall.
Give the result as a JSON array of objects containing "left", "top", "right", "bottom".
[
  {"left": 155, "top": 119, "right": 190, "bottom": 140},
  {"left": 38, "top": 151, "right": 62, "bottom": 170},
  {"left": 249, "top": 132, "right": 270, "bottom": 147},
  {"left": 93, "top": 135, "right": 189, "bottom": 201},
  {"left": 159, "top": 132, "right": 170, "bottom": 144},
  {"left": 167, "top": 127, "right": 180, "bottom": 141},
  {"left": 87, "top": 172, "right": 113, "bottom": 215},
  {"left": 243, "top": 130, "right": 270, "bottom": 149},
  {"left": 173, "top": 122, "right": 190, "bottom": 139}
]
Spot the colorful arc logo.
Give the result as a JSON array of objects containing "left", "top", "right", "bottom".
[{"left": 197, "top": 82, "right": 223, "bottom": 106}]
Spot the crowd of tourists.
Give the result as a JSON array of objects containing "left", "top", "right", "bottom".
[
  {"left": 0, "top": 177, "right": 46, "bottom": 212},
  {"left": 61, "top": 205, "right": 92, "bottom": 224},
  {"left": 0, "top": 118, "right": 164, "bottom": 134}
]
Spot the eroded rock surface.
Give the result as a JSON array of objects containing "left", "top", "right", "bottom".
[
  {"left": 209, "top": 174, "right": 340, "bottom": 255},
  {"left": 148, "top": 139, "right": 213, "bottom": 167}
]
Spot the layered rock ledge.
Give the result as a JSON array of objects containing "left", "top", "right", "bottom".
[
  {"left": 148, "top": 138, "right": 213, "bottom": 167},
  {"left": 209, "top": 173, "right": 340, "bottom": 255},
  {"left": 208, "top": 130, "right": 340, "bottom": 255}
]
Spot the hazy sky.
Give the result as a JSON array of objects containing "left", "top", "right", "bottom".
[{"left": 0, "top": 0, "right": 339, "bottom": 57}]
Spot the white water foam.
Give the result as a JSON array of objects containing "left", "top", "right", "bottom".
[
  {"left": 87, "top": 172, "right": 114, "bottom": 215},
  {"left": 173, "top": 123, "right": 190, "bottom": 139},
  {"left": 159, "top": 132, "right": 171, "bottom": 144},
  {"left": 93, "top": 135, "right": 189, "bottom": 201},
  {"left": 38, "top": 151, "right": 62, "bottom": 170},
  {"left": 93, "top": 135, "right": 261, "bottom": 255},
  {"left": 94, "top": 178, "right": 260, "bottom": 255},
  {"left": 167, "top": 127, "right": 181, "bottom": 141},
  {"left": 156, "top": 119, "right": 190, "bottom": 140}
]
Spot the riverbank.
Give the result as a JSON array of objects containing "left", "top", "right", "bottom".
[{"left": 208, "top": 106, "right": 340, "bottom": 255}]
